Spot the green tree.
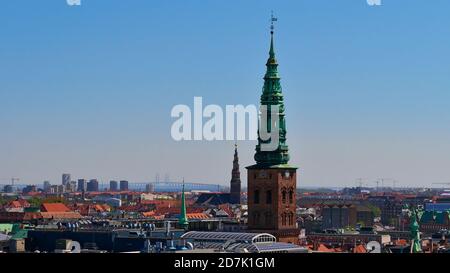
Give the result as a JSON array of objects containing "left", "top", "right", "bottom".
[
  {"left": 0, "top": 195, "right": 13, "bottom": 206},
  {"left": 27, "top": 197, "right": 43, "bottom": 208},
  {"left": 367, "top": 204, "right": 381, "bottom": 218}
]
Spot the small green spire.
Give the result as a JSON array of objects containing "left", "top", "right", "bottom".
[{"left": 179, "top": 179, "right": 189, "bottom": 230}]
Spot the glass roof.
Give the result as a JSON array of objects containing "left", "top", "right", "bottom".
[{"left": 181, "top": 231, "right": 276, "bottom": 243}]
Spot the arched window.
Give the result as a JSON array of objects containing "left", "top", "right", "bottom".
[
  {"left": 288, "top": 212, "right": 294, "bottom": 226},
  {"left": 289, "top": 189, "right": 294, "bottom": 204},
  {"left": 254, "top": 190, "right": 260, "bottom": 204},
  {"left": 266, "top": 190, "right": 272, "bottom": 204},
  {"left": 282, "top": 190, "right": 287, "bottom": 204}
]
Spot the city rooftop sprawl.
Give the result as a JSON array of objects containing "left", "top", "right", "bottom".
[{"left": 2, "top": 24, "right": 450, "bottom": 255}]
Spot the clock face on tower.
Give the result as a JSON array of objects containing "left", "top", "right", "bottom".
[
  {"left": 258, "top": 171, "right": 268, "bottom": 179},
  {"left": 284, "top": 171, "right": 290, "bottom": 179}
]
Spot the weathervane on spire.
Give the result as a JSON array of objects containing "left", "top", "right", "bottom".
[{"left": 270, "top": 11, "right": 278, "bottom": 34}]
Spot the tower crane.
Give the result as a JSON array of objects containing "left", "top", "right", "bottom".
[{"left": 0, "top": 177, "right": 20, "bottom": 186}]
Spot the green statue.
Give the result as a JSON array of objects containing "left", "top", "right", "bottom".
[{"left": 409, "top": 208, "right": 422, "bottom": 253}]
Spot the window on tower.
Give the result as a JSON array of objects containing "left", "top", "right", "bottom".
[
  {"left": 266, "top": 190, "right": 272, "bottom": 204},
  {"left": 282, "top": 190, "right": 287, "bottom": 203},
  {"left": 289, "top": 189, "right": 294, "bottom": 204},
  {"left": 288, "top": 212, "right": 294, "bottom": 226},
  {"left": 254, "top": 190, "right": 260, "bottom": 204}
]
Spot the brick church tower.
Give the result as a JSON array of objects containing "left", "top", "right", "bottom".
[{"left": 246, "top": 18, "right": 299, "bottom": 244}]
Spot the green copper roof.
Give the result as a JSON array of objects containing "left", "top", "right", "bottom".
[
  {"left": 253, "top": 30, "right": 291, "bottom": 167},
  {"left": 11, "top": 229, "right": 28, "bottom": 240},
  {"left": 178, "top": 182, "right": 189, "bottom": 229}
]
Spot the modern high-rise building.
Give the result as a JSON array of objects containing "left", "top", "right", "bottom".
[
  {"left": 22, "top": 185, "right": 37, "bottom": 194},
  {"left": 77, "top": 179, "right": 87, "bottom": 192},
  {"left": 62, "top": 173, "right": 71, "bottom": 186},
  {"left": 68, "top": 181, "right": 77, "bottom": 192},
  {"left": 146, "top": 183, "right": 155, "bottom": 193},
  {"left": 246, "top": 25, "right": 299, "bottom": 244},
  {"left": 3, "top": 185, "right": 14, "bottom": 193},
  {"left": 230, "top": 144, "right": 241, "bottom": 204},
  {"left": 87, "top": 179, "right": 99, "bottom": 192},
  {"left": 110, "top": 180, "right": 118, "bottom": 192},
  {"left": 120, "top": 180, "right": 129, "bottom": 191},
  {"left": 43, "top": 181, "right": 51, "bottom": 192}
]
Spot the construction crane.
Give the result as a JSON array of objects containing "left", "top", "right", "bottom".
[
  {"left": 377, "top": 178, "right": 394, "bottom": 190},
  {"left": 0, "top": 177, "right": 20, "bottom": 186},
  {"left": 355, "top": 178, "right": 369, "bottom": 188},
  {"left": 11, "top": 178, "right": 20, "bottom": 186}
]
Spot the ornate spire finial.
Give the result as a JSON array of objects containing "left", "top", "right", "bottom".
[
  {"left": 270, "top": 10, "right": 277, "bottom": 34},
  {"left": 269, "top": 12, "right": 277, "bottom": 59}
]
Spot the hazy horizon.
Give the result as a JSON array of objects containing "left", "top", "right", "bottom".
[{"left": 1, "top": 1, "right": 450, "bottom": 188}]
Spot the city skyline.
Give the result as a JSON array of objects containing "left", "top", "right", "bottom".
[{"left": 1, "top": 1, "right": 450, "bottom": 187}]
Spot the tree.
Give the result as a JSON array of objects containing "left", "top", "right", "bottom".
[
  {"left": 0, "top": 195, "right": 13, "bottom": 206},
  {"left": 28, "top": 197, "right": 43, "bottom": 208},
  {"left": 367, "top": 204, "right": 381, "bottom": 218}
]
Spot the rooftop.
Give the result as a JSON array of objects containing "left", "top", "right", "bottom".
[{"left": 181, "top": 231, "right": 276, "bottom": 243}]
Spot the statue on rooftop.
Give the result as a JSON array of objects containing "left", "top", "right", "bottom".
[{"left": 409, "top": 207, "right": 422, "bottom": 253}]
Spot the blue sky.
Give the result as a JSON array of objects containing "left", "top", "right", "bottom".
[{"left": 1, "top": 0, "right": 450, "bottom": 187}]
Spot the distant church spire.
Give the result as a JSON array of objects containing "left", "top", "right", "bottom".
[
  {"left": 230, "top": 143, "right": 241, "bottom": 204},
  {"left": 179, "top": 179, "right": 189, "bottom": 230}
]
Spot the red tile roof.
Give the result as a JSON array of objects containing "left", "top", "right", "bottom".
[
  {"left": 317, "top": 244, "right": 335, "bottom": 252},
  {"left": 353, "top": 245, "right": 367, "bottom": 253},
  {"left": 8, "top": 201, "right": 22, "bottom": 208},
  {"left": 41, "top": 203, "right": 71, "bottom": 213},
  {"left": 142, "top": 211, "right": 156, "bottom": 217},
  {"left": 6, "top": 199, "right": 30, "bottom": 209}
]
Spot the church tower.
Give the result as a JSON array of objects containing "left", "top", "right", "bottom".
[
  {"left": 230, "top": 144, "right": 241, "bottom": 204},
  {"left": 246, "top": 17, "right": 299, "bottom": 244}
]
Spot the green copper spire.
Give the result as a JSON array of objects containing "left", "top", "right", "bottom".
[
  {"left": 269, "top": 31, "right": 275, "bottom": 59},
  {"left": 253, "top": 21, "right": 290, "bottom": 167},
  {"left": 179, "top": 180, "right": 189, "bottom": 230}
]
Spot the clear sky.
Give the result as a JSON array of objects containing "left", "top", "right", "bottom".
[{"left": 1, "top": 0, "right": 450, "bottom": 188}]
